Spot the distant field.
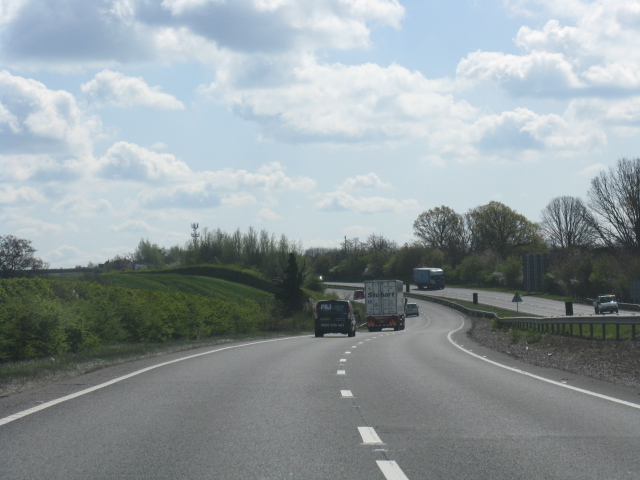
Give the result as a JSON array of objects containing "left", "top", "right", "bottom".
[{"left": 102, "top": 273, "right": 273, "bottom": 304}]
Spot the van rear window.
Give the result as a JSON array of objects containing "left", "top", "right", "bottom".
[{"left": 318, "top": 302, "right": 348, "bottom": 313}]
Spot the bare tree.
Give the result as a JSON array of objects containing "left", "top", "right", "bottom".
[
  {"left": 0, "top": 235, "right": 48, "bottom": 277},
  {"left": 587, "top": 157, "right": 640, "bottom": 251},
  {"left": 365, "top": 233, "right": 398, "bottom": 254},
  {"left": 540, "top": 196, "right": 596, "bottom": 249}
]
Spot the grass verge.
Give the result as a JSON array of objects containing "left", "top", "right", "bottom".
[{"left": 0, "top": 331, "right": 311, "bottom": 398}]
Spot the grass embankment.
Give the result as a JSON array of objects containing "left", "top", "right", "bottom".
[{"left": 0, "top": 266, "right": 319, "bottom": 396}]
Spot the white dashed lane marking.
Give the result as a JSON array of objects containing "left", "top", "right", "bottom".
[
  {"left": 377, "top": 460, "right": 410, "bottom": 480},
  {"left": 358, "top": 426, "right": 384, "bottom": 445}
]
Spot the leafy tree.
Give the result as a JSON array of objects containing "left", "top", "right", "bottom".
[
  {"left": 132, "top": 238, "right": 165, "bottom": 267},
  {"left": 540, "top": 196, "right": 596, "bottom": 249},
  {"left": 587, "top": 157, "right": 640, "bottom": 251},
  {"left": 496, "top": 256, "right": 522, "bottom": 289},
  {"left": 275, "top": 253, "right": 306, "bottom": 315},
  {"left": 466, "top": 201, "right": 543, "bottom": 259},
  {"left": 0, "top": 235, "right": 48, "bottom": 278},
  {"left": 383, "top": 244, "right": 426, "bottom": 283},
  {"left": 455, "top": 254, "right": 490, "bottom": 285},
  {"left": 413, "top": 205, "right": 466, "bottom": 264}
]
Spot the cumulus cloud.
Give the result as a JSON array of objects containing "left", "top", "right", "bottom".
[
  {"left": 52, "top": 196, "right": 113, "bottom": 216},
  {"left": 0, "top": 185, "right": 45, "bottom": 205},
  {"left": 136, "top": 161, "right": 315, "bottom": 210},
  {"left": 339, "top": 173, "right": 390, "bottom": 191},
  {"left": 156, "top": 0, "right": 404, "bottom": 53},
  {"left": 0, "top": 0, "right": 156, "bottom": 66},
  {"left": 0, "top": 0, "right": 404, "bottom": 67},
  {"left": 315, "top": 191, "right": 419, "bottom": 214},
  {"left": 258, "top": 208, "right": 282, "bottom": 221},
  {"left": 109, "top": 219, "right": 155, "bottom": 233},
  {"left": 0, "top": 154, "right": 86, "bottom": 182},
  {"left": 0, "top": 70, "right": 99, "bottom": 157},
  {"left": 81, "top": 70, "right": 185, "bottom": 110},
  {"left": 465, "top": 107, "right": 607, "bottom": 158},
  {"left": 202, "top": 56, "right": 474, "bottom": 143},
  {"left": 199, "top": 162, "right": 316, "bottom": 191},
  {"left": 459, "top": 1, "right": 640, "bottom": 96},
  {"left": 457, "top": 50, "right": 582, "bottom": 96},
  {"left": 137, "top": 182, "right": 222, "bottom": 210},
  {"left": 96, "top": 141, "right": 193, "bottom": 182}
]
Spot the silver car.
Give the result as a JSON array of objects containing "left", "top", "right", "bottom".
[{"left": 405, "top": 303, "right": 419, "bottom": 317}]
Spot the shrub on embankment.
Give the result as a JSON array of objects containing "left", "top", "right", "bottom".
[{"left": 0, "top": 277, "right": 271, "bottom": 362}]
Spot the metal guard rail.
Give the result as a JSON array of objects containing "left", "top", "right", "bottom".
[{"left": 325, "top": 284, "right": 640, "bottom": 341}]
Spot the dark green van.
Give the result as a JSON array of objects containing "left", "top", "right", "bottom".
[{"left": 314, "top": 300, "right": 357, "bottom": 337}]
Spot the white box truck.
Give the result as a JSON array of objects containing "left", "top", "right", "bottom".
[{"left": 364, "top": 279, "right": 405, "bottom": 332}]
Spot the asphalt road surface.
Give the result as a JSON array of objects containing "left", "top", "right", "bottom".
[
  {"left": 331, "top": 282, "right": 638, "bottom": 317},
  {"left": 2, "top": 299, "right": 640, "bottom": 479}
]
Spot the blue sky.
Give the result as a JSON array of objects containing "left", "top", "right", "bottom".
[{"left": 1, "top": 0, "right": 639, "bottom": 268}]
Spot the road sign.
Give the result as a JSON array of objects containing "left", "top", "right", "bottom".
[{"left": 512, "top": 293, "right": 522, "bottom": 312}]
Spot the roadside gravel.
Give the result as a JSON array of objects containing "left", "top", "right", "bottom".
[{"left": 467, "top": 316, "right": 640, "bottom": 389}]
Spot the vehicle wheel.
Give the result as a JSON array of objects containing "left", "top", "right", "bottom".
[
  {"left": 616, "top": 309, "right": 619, "bottom": 314},
  {"left": 594, "top": 307, "right": 599, "bottom": 314},
  {"left": 315, "top": 331, "right": 324, "bottom": 337}
]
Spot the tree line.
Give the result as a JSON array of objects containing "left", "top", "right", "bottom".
[
  {"left": 4, "top": 157, "right": 640, "bottom": 302},
  {"left": 308, "top": 157, "right": 640, "bottom": 301}
]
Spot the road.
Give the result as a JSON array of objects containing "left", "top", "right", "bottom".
[
  {"left": 2, "top": 299, "right": 640, "bottom": 479},
  {"left": 330, "top": 282, "right": 639, "bottom": 317}
]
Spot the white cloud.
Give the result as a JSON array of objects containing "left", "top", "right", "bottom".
[
  {"left": 158, "top": 0, "right": 404, "bottom": 53},
  {"left": 343, "top": 225, "right": 375, "bottom": 237},
  {"left": 200, "top": 162, "right": 316, "bottom": 191},
  {"left": 0, "top": 0, "right": 404, "bottom": 68},
  {"left": 109, "top": 219, "right": 156, "bottom": 233},
  {"left": 315, "top": 191, "right": 419, "bottom": 214},
  {"left": 258, "top": 208, "right": 281, "bottom": 221},
  {"left": 578, "top": 163, "right": 606, "bottom": 177},
  {"left": 0, "top": 70, "right": 99, "bottom": 157},
  {"left": 503, "top": 0, "right": 591, "bottom": 19},
  {"left": 457, "top": 50, "right": 583, "bottom": 96},
  {"left": 203, "top": 56, "right": 474, "bottom": 143},
  {"left": 45, "top": 245, "right": 99, "bottom": 267},
  {"left": 471, "top": 107, "right": 605, "bottom": 153},
  {"left": 96, "top": 141, "right": 193, "bottom": 182},
  {"left": 7, "top": 215, "right": 72, "bottom": 238},
  {"left": 460, "top": 1, "right": 640, "bottom": 96},
  {"left": 0, "top": 185, "right": 45, "bottom": 205},
  {"left": 81, "top": 70, "right": 185, "bottom": 110},
  {"left": 52, "top": 196, "right": 113, "bottom": 217},
  {"left": 339, "top": 173, "right": 390, "bottom": 191},
  {"left": 220, "top": 193, "right": 257, "bottom": 207}
]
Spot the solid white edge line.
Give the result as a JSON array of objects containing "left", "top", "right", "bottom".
[
  {"left": 358, "top": 426, "right": 384, "bottom": 444},
  {"left": 447, "top": 314, "right": 640, "bottom": 410},
  {"left": 376, "top": 460, "right": 410, "bottom": 480},
  {"left": 0, "top": 336, "right": 302, "bottom": 427}
]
